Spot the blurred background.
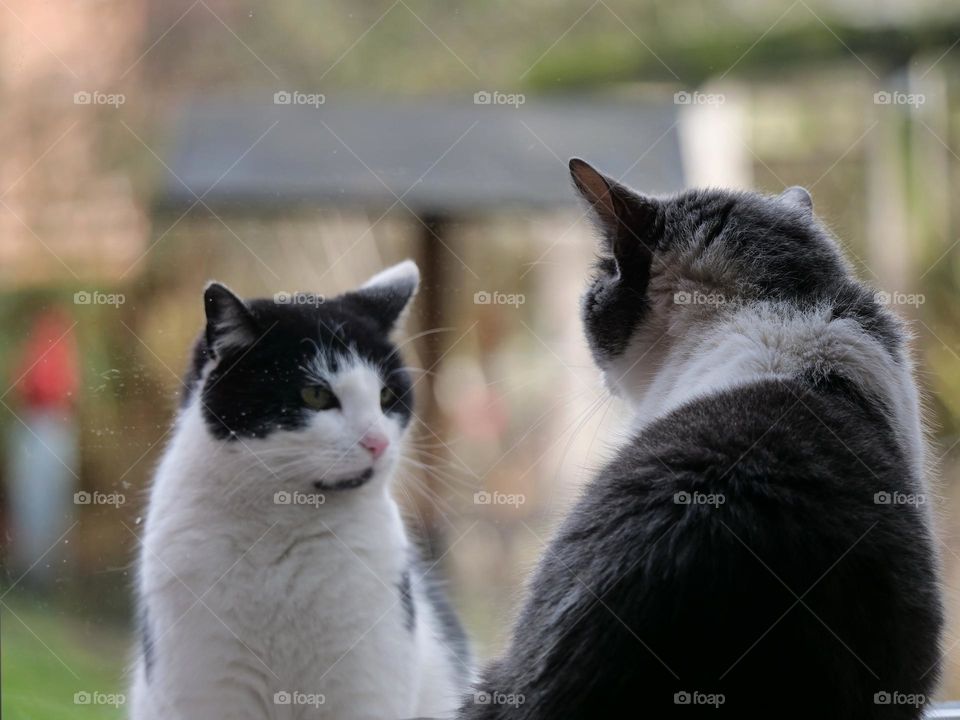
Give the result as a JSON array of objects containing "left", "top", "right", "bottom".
[{"left": 3, "top": 0, "right": 960, "bottom": 716}]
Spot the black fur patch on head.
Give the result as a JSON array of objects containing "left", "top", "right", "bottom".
[
  {"left": 581, "top": 254, "right": 652, "bottom": 361},
  {"left": 184, "top": 283, "right": 415, "bottom": 441},
  {"left": 571, "top": 159, "right": 664, "bottom": 364}
]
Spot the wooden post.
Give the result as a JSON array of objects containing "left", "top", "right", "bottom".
[{"left": 412, "top": 212, "right": 452, "bottom": 560}]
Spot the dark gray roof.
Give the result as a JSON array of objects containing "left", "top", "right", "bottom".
[{"left": 161, "top": 95, "right": 684, "bottom": 214}]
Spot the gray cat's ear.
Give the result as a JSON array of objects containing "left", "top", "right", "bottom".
[
  {"left": 569, "top": 158, "right": 659, "bottom": 267},
  {"left": 348, "top": 260, "right": 420, "bottom": 334},
  {"left": 779, "top": 186, "right": 812, "bottom": 213},
  {"left": 204, "top": 282, "right": 257, "bottom": 353}
]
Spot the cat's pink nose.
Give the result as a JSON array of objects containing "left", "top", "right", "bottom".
[{"left": 360, "top": 433, "right": 389, "bottom": 459}]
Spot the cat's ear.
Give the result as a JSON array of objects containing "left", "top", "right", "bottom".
[
  {"left": 779, "top": 186, "right": 812, "bottom": 213},
  {"left": 348, "top": 260, "right": 420, "bottom": 334},
  {"left": 203, "top": 282, "right": 257, "bottom": 354},
  {"left": 569, "top": 158, "right": 659, "bottom": 268}
]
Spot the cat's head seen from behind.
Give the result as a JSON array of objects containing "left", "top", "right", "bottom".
[
  {"left": 181, "top": 261, "right": 419, "bottom": 501},
  {"left": 568, "top": 158, "right": 881, "bottom": 404}
]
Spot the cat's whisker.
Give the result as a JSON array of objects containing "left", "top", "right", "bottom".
[
  {"left": 400, "top": 463, "right": 472, "bottom": 496},
  {"left": 533, "top": 393, "right": 609, "bottom": 499},
  {"left": 390, "top": 366, "right": 436, "bottom": 379},
  {"left": 392, "top": 479, "right": 434, "bottom": 537},
  {"left": 553, "top": 393, "right": 614, "bottom": 487},
  {"left": 390, "top": 326, "right": 457, "bottom": 355},
  {"left": 398, "top": 470, "right": 457, "bottom": 511},
  {"left": 405, "top": 443, "right": 469, "bottom": 461},
  {"left": 397, "top": 470, "right": 460, "bottom": 522}
]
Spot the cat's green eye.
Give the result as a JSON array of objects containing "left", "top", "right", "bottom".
[
  {"left": 380, "top": 386, "right": 395, "bottom": 408},
  {"left": 302, "top": 385, "right": 338, "bottom": 411}
]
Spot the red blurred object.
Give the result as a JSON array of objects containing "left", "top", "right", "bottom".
[{"left": 14, "top": 309, "right": 78, "bottom": 411}]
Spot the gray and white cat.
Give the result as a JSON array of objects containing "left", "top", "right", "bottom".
[
  {"left": 130, "top": 261, "right": 472, "bottom": 720},
  {"left": 462, "top": 161, "right": 942, "bottom": 719}
]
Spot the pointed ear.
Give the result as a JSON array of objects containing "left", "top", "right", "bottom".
[
  {"left": 347, "top": 260, "right": 420, "bottom": 334},
  {"left": 569, "top": 158, "right": 659, "bottom": 269},
  {"left": 203, "top": 282, "right": 257, "bottom": 354},
  {"left": 779, "top": 186, "right": 812, "bottom": 213}
]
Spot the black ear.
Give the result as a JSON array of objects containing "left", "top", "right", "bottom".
[
  {"left": 569, "top": 158, "right": 660, "bottom": 269},
  {"left": 779, "top": 186, "right": 812, "bottom": 213},
  {"left": 346, "top": 260, "right": 420, "bottom": 334},
  {"left": 203, "top": 282, "right": 257, "bottom": 354}
]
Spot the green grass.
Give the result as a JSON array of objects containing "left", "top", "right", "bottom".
[{"left": 2, "top": 595, "right": 130, "bottom": 720}]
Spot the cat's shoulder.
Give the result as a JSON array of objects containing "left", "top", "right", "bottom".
[
  {"left": 554, "top": 375, "right": 928, "bottom": 591},
  {"left": 598, "top": 375, "right": 905, "bottom": 508}
]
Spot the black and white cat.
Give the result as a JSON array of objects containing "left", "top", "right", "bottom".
[
  {"left": 130, "top": 261, "right": 472, "bottom": 719},
  {"left": 462, "top": 161, "right": 942, "bottom": 719}
]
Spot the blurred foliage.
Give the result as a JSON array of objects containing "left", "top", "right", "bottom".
[
  {"left": 134, "top": 0, "right": 960, "bottom": 91},
  {"left": 1, "top": 593, "right": 129, "bottom": 719}
]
